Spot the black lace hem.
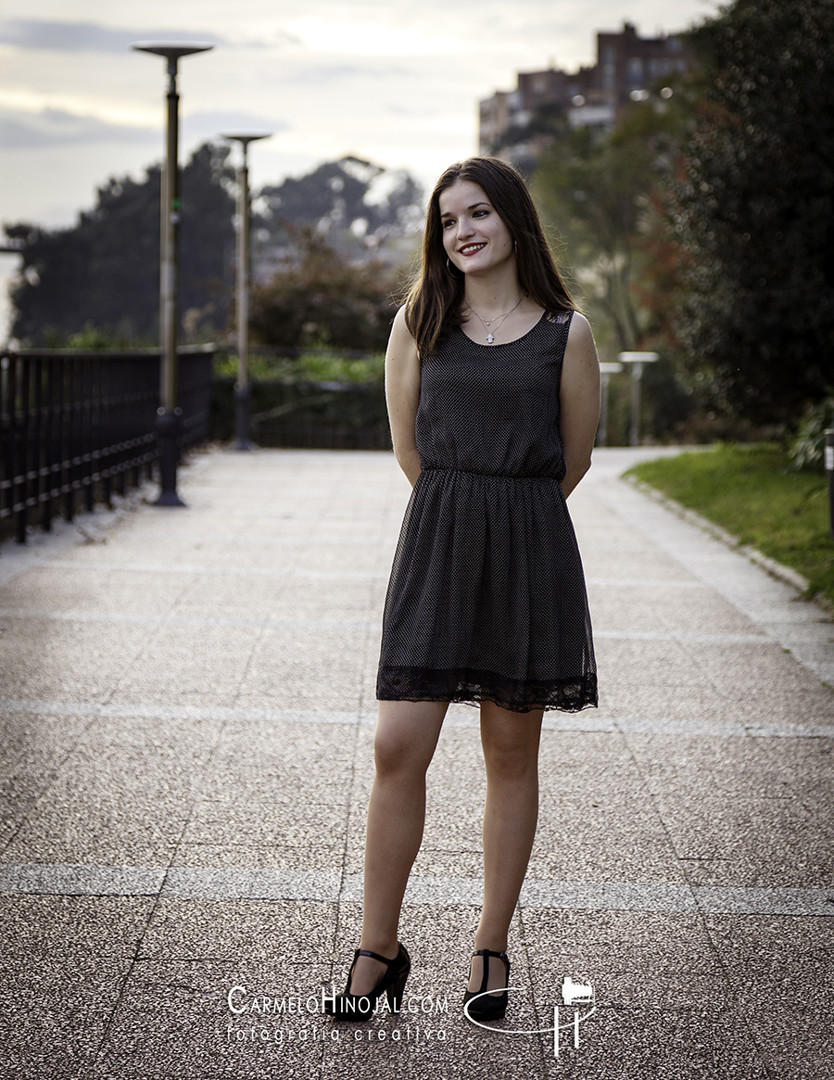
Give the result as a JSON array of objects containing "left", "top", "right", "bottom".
[{"left": 377, "top": 667, "right": 597, "bottom": 715}]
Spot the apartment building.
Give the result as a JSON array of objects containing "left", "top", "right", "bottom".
[{"left": 479, "top": 22, "right": 692, "bottom": 164}]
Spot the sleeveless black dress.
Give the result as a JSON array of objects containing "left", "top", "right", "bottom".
[{"left": 376, "top": 310, "right": 597, "bottom": 714}]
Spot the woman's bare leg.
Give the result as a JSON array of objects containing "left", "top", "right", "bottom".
[
  {"left": 347, "top": 699, "right": 448, "bottom": 996},
  {"left": 469, "top": 700, "right": 543, "bottom": 992}
]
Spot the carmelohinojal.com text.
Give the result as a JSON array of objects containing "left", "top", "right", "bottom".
[{"left": 225, "top": 985, "right": 450, "bottom": 1043}]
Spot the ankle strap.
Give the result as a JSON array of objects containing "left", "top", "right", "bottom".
[
  {"left": 472, "top": 948, "right": 509, "bottom": 961},
  {"left": 354, "top": 947, "right": 397, "bottom": 965}
]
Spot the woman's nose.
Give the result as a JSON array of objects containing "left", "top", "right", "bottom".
[{"left": 457, "top": 217, "right": 474, "bottom": 239}]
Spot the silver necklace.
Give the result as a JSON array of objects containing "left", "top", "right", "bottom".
[{"left": 465, "top": 293, "right": 525, "bottom": 344}]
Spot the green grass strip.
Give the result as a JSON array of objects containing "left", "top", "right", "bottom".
[{"left": 625, "top": 443, "right": 834, "bottom": 607}]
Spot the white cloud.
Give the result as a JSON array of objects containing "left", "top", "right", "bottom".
[
  {"left": 0, "top": 107, "right": 158, "bottom": 149},
  {"left": 286, "top": 14, "right": 457, "bottom": 57},
  {"left": 0, "top": 18, "right": 227, "bottom": 52}
]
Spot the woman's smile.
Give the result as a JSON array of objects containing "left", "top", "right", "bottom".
[{"left": 459, "top": 242, "right": 487, "bottom": 256}]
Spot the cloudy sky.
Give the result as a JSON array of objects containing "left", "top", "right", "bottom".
[{"left": 0, "top": 0, "right": 718, "bottom": 334}]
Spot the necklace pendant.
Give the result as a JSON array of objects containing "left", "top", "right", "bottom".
[{"left": 486, "top": 332, "right": 495, "bottom": 344}]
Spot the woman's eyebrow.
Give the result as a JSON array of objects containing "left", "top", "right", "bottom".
[{"left": 441, "top": 201, "right": 490, "bottom": 218}]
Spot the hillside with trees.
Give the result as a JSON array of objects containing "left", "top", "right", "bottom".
[{"left": 3, "top": 151, "right": 423, "bottom": 348}]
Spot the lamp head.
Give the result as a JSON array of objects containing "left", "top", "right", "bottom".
[
  {"left": 221, "top": 134, "right": 273, "bottom": 148},
  {"left": 132, "top": 42, "right": 215, "bottom": 60}
]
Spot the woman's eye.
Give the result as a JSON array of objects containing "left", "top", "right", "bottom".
[
  {"left": 473, "top": 209, "right": 489, "bottom": 218},
  {"left": 442, "top": 219, "right": 455, "bottom": 228}
]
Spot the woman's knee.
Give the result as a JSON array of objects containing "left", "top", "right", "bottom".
[
  {"left": 373, "top": 700, "right": 446, "bottom": 776},
  {"left": 480, "top": 705, "right": 543, "bottom": 781},
  {"left": 482, "top": 740, "right": 539, "bottom": 783}
]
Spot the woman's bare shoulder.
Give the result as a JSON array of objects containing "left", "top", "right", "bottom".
[
  {"left": 389, "top": 303, "right": 414, "bottom": 343},
  {"left": 566, "top": 310, "right": 594, "bottom": 341}
]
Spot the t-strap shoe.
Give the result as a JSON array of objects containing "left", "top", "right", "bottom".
[
  {"left": 463, "top": 948, "right": 510, "bottom": 1021},
  {"left": 325, "top": 942, "right": 411, "bottom": 1021}
]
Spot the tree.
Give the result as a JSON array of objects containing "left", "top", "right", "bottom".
[
  {"left": 5, "top": 142, "right": 236, "bottom": 345},
  {"left": 249, "top": 224, "right": 399, "bottom": 352},
  {"left": 257, "top": 155, "right": 424, "bottom": 267},
  {"left": 533, "top": 85, "right": 695, "bottom": 358},
  {"left": 671, "top": 0, "right": 834, "bottom": 425}
]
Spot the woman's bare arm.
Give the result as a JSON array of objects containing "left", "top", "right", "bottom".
[
  {"left": 560, "top": 312, "right": 601, "bottom": 498},
  {"left": 385, "top": 305, "right": 422, "bottom": 486}
]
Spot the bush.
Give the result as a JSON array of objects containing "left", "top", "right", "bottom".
[{"left": 789, "top": 397, "right": 834, "bottom": 473}]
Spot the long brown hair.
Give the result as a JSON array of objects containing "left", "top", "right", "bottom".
[{"left": 405, "top": 157, "right": 576, "bottom": 356}]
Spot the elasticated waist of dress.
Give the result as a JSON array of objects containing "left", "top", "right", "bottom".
[{"left": 422, "top": 466, "right": 565, "bottom": 483}]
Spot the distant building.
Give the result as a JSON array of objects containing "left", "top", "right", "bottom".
[{"left": 479, "top": 22, "right": 693, "bottom": 167}]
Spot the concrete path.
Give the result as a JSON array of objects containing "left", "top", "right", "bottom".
[{"left": 1, "top": 447, "right": 832, "bottom": 1080}]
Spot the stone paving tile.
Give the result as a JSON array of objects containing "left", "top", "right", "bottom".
[
  {"left": 594, "top": 684, "right": 735, "bottom": 723},
  {"left": 0, "top": 894, "right": 155, "bottom": 956},
  {"left": 693, "top": 643, "right": 821, "bottom": 696},
  {"left": 0, "top": 813, "right": 185, "bottom": 866},
  {"left": 0, "top": 794, "right": 38, "bottom": 849},
  {"left": 0, "top": 748, "right": 68, "bottom": 801},
  {"left": 730, "top": 689, "right": 834, "bottom": 729},
  {"left": 170, "top": 842, "right": 344, "bottom": 876},
  {"left": 183, "top": 799, "right": 347, "bottom": 850},
  {"left": 0, "top": 708, "right": 93, "bottom": 752},
  {"left": 682, "top": 854, "right": 834, "bottom": 889},
  {"left": 93, "top": 959, "right": 334, "bottom": 1080},
  {"left": 0, "top": 619, "right": 149, "bottom": 702},
  {"left": 3, "top": 956, "right": 133, "bottom": 1080},
  {"left": 319, "top": 1015, "right": 547, "bottom": 1080},
  {"left": 658, "top": 592, "right": 766, "bottom": 635},
  {"left": 528, "top": 809, "right": 685, "bottom": 884},
  {"left": 584, "top": 592, "right": 690, "bottom": 634},
  {"left": 704, "top": 914, "right": 834, "bottom": 1009},
  {"left": 537, "top": 1007, "right": 773, "bottom": 1080},
  {"left": 76, "top": 712, "right": 225, "bottom": 752},
  {"left": 106, "top": 680, "right": 242, "bottom": 710},
  {"left": 234, "top": 682, "right": 366, "bottom": 712},
  {"left": 648, "top": 789, "right": 829, "bottom": 877},
  {"left": 195, "top": 769, "right": 352, "bottom": 810},
  {"left": 138, "top": 898, "right": 336, "bottom": 962}
]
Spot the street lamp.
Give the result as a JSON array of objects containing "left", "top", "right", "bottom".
[
  {"left": 132, "top": 41, "right": 214, "bottom": 505},
  {"left": 618, "top": 351, "right": 659, "bottom": 446},
  {"left": 221, "top": 133, "right": 272, "bottom": 451},
  {"left": 597, "top": 361, "right": 623, "bottom": 447}
]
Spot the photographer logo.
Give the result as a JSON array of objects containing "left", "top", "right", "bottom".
[{"left": 463, "top": 975, "right": 597, "bottom": 1059}]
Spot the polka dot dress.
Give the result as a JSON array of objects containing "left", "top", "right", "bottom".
[{"left": 376, "top": 310, "right": 597, "bottom": 714}]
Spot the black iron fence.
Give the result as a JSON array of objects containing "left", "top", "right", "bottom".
[{"left": 0, "top": 345, "right": 214, "bottom": 546}]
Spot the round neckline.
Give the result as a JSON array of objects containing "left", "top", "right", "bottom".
[{"left": 458, "top": 310, "right": 548, "bottom": 348}]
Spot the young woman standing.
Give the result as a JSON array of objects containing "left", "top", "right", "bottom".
[{"left": 326, "top": 157, "right": 600, "bottom": 1023}]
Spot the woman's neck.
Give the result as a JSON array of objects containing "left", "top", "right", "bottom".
[{"left": 463, "top": 275, "right": 525, "bottom": 318}]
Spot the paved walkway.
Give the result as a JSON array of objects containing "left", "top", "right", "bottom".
[{"left": 1, "top": 447, "right": 832, "bottom": 1080}]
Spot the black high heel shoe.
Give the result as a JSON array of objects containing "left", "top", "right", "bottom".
[
  {"left": 325, "top": 942, "right": 410, "bottom": 1021},
  {"left": 463, "top": 948, "right": 510, "bottom": 1021}
]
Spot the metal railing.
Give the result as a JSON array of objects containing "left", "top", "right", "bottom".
[{"left": 0, "top": 345, "right": 214, "bottom": 545}]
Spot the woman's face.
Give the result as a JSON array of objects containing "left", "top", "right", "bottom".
[{"left": 439, "top": 179, "right": 514, "bottom": 278}]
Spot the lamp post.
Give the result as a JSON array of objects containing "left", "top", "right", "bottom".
[
  {"left": 132, "top": 41, "right": 214, "bottom": 505},
  {"left": 597, "top": 361, "right": 623, "bottom": 447},
  {"left": 221, "top": 133, "right": 272, "bottom": 450},
  {"left": 825, "top": 430, "right": 834, "bottom": 539},
  {"left": 618, "top": 351, "right": 659, "bottom": 447}
]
